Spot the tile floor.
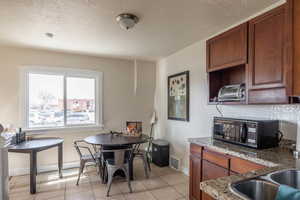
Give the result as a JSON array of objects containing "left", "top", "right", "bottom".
[{"left": 9, "top": 160, "right": 189, "bottom": 200}]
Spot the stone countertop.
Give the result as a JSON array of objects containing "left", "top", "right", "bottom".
[{"left": 188, "top": 137, "right": 298, "bottom": 200}]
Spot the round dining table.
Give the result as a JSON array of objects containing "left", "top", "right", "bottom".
[
  {"left": 84, "top": 133, "right": 149, "bottom": 146},
  {"left": 84, "top": 133, "right": 149, "bottom": 180}
]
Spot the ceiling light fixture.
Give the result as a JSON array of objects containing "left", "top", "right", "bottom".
[
  {"left": 45, "top": 32, "right": 54, "bottom": 38},
  {"left": 116, "top": 13, "right": 139, "bottom": 30}
]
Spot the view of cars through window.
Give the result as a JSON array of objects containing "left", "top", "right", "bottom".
[{"left": 28, "top": 73, "right": 96, "bottom": 128}]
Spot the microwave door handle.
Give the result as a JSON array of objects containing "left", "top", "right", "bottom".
[{"left": 241, "top": 124, "right": 248, "bottom": 143}]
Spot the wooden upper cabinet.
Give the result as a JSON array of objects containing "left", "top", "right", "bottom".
[
  {"left": 206, "top": 2, "right": 300, "bottom": 104},
  {"left": 292, "top": 0, "right": 300, "bottom": 96},
  {"left": 248, "top": 5, "right": 290, "bottom": 104},
  {"left": 206, "top": 23, "right": 248, "bottom": 72}
]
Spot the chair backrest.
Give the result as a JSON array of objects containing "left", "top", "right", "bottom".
[
  {"left": 146, "top": 136, "right": 154, "bottom": 153},
  {"left": 146, "top": 123, "right": 155, "bottom": 152},
  {"left": 74, "top": 140, "right": 97, "bottom": 161},
  {"left": 102, "top": 148, "right": 132, "bottom": 166},
  {"left": 149, "top": 124, "right": 154, "bottom": 138},
  {"left": 74, "top": 140, "right": 83, "bottom": 158}
]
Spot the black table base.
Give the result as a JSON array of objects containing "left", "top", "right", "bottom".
[{"left": 84, "top": 134, "right": 149, "bottom": 183}]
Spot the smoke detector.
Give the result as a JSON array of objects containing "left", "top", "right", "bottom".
[{"left": 116, "top": 13, "right": 139, "bottom": 30}]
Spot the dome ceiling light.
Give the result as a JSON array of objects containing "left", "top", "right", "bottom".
[
  {"left": 116, "top": 13, "right": 139, "bottom": 30},
  {"left": 45, "top": 32, "right": 54, "bottom": 38}
]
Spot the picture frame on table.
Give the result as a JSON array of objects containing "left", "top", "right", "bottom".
[{"left": 126, "top": 121, "right": 143, "bottom": 135}]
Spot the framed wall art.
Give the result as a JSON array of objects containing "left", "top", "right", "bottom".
[{"left": 168, "top": 71, "right": 189, "bottom": 121}]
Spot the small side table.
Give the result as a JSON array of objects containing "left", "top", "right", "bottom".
[{"left": 8, "top": 138, "right": 64, "bottom": 194}]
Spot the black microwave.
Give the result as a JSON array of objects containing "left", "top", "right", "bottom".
[{"left": 213, "top": 117, "right": 280, "bottom": 149}]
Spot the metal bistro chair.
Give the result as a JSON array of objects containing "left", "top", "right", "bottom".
[
  {"left": 132, "top": 136, "right": 153, "bottom": 178},
  {"left": 74, "top": 140, "right": 101, "bottom": 185},
  {"left": 101, "top": 148, "right": 133, "bottom": 197}
]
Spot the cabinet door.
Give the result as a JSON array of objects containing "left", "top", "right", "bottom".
[
  {"left": 201, "top": 160, "right": 229, "bottom": 200},
  {"left": 207, "top": 23, "right": 248, "bottom": 72},
  {"left": 202, "top": 149, "right": 230, "bottom": 169},
  {"left": 202, "top": 192, "right": 214, "bottom": 200},
  {"left": 230, "top": 171, "right": 238, "bottom": 176},
  {"left": 248, "top": 5, "right": 289, "bottom": 104},
  {"left": 230, "top": 157, "right": 265, "bottom": 174},
  {"left": 189, "top": 154, "right": 201, "bottom": 200}
]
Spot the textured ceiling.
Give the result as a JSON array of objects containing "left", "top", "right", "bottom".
[{"left": 0, "top": 0, "right": 282, "bottom": 61}]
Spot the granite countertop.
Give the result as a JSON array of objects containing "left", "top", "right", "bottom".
[{"left": 188, "top": 137, "right": 298, "bottom": 200}]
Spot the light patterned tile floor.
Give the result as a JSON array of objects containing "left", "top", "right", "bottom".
[{"left": 9, "top": 160, "right": 188, "bottom": 200}]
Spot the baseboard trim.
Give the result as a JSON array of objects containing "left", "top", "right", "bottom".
[
  {"left": 9, "top": 161, "right": 82, "bottom": 176},
  {"left": 182, "top": 167, "right": 189, "bottom": 176},
  {"left": 10, "top": 162, "right": 189, "bottom": 177}
]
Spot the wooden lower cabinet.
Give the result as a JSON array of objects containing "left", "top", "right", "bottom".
[
  {"left": 202, "top": 192, "right": 215, "bottom": 200},
  {"left": 189, "top": 154, "right": 201, "bottom": 200},
  {"left": 202, "top": 160, "right": 229, "bottom": 181},
  {"left": 189, "top": 144, "right": 266, "bottom": 200},
  {"left": 230, "top": 157, "right": 265, "bottom": 174},
  {"left": 230, "top": 171, "right": 238, "bottom": 176},
  {"left": 201, "top": 160, "right": 229, "bottom": 200}
]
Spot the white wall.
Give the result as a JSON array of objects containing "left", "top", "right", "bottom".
[
  {"left": 155, "top": 0, "right": 300, "bottom": 174},
  {"left": 0, "top": 46, "right": 156, "bottom": 175}
]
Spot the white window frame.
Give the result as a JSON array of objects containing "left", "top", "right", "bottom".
[{"left": 20, "top": 66, "right": 103, "bottom": 131}]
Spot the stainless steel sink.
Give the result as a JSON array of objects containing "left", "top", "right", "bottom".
[
  {"left": 230, "top": 169, "right": 300, "bottom": 200},
  {"left": 230, "top": 179, "right": 279, "bottom": 200},
  {"left": 268, "top": 169, "right": 300, "bottom": 189}
]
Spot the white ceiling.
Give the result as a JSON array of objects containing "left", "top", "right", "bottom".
[{"left": 0, "top": 0, "right": 282, "bottom": 61}]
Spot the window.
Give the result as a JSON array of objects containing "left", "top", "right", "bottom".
[{"left": 22, "top": 67, "right": 102, "bottom": 130}]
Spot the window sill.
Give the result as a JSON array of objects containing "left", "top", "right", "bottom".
[{"left": 24, "top": 124, "right": 104, "bottom": 135}]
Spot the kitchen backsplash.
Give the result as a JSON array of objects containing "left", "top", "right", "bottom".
[{"left": 219, "top": 105, "right": 300, "bottom": 140}]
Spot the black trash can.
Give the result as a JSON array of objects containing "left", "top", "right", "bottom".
[{"left": 152, "top": 139, "right": 169, "bottom": 167}]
